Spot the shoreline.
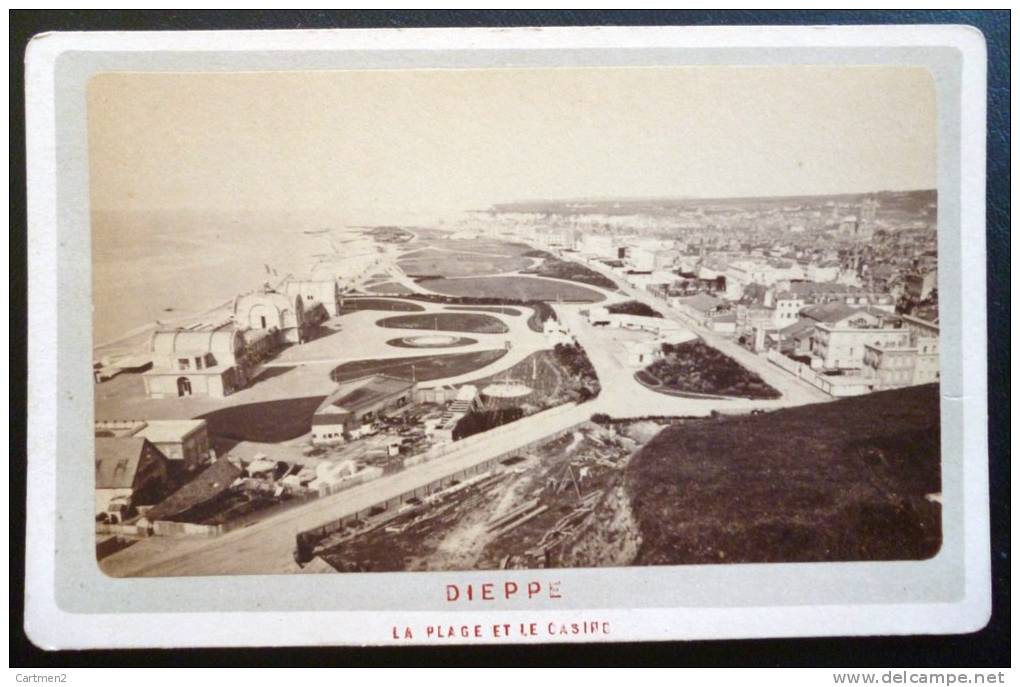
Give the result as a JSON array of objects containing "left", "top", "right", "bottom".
[
  {"left": 92, "top": 296, "right": 236, "bottom": 356},
  {"left": 90, "top": 225, "right": 449, "bottom": 357}
]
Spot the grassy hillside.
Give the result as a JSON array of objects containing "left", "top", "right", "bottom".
[{"left": 627, "top": 384, "right": 941, "bottom": 565}]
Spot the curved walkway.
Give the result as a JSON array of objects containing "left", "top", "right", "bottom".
[{"left": 264, "top": 300, "right": 549, "bottom": 389}]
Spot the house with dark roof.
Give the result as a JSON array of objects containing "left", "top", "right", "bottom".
[
  {"left": 800, "top": 302, "right": 885, "bottom": 329},
  {"left": 312, "top": 375, "right": 416, "bottom": 445},
  {"left": 707, "top": 311, "right": 737, "bottom": 335},
  {"left": 143, "top": 457, "right": 243, "bottom": 523},
  {"left": 784, "top": 280, "right": 895, "bottom": 311},
  {"left": 95, "top": 437, "right": 170, "bottom": 519},
  {"left": 95, "top": 419, "right": 211, "bottom": 474},
  {"left": 777, "top": 318, "right": 818, "bottom": 356},
  {"left": 672, "top": 293, "right": 725, "bottom": 324},
  {"left": 775, "top": 303, "right": 891, "bottom": 358}
]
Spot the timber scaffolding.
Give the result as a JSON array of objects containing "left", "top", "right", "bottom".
[
  {"left": 292, "top": 410, "right": 585, "bottom": 566},
  {"left": 520, "top": 489, "right": 604, "bottom": 568},
  {"left": 486, "top": 498, "right": 548, "bottom": 538},
  {"left": 497, "top": 490, "right": 605, "bottom": 570}
]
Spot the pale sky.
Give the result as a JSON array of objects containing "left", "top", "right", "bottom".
[{"left": 88, "top": 66, "right": 936, "bottom": 223}]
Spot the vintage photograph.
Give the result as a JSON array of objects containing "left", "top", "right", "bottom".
[{"left": 88, "top": 65, "right": 943, "bottom": 578}]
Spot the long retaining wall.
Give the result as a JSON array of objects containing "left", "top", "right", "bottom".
[
  {"left": 96, "top": 522, "right": 149, "bottom": 537},
  {"left": 295, "top": 408, "right": 587, "bottom": 563},
  {"left": 766, "top": 350, "right": 873, "bottom": 398},
  {"left": 151, "top": 520, "right": 226, "bottom": 538},
  {"left": 316, "top": 466, "right": 385, "bottom": 497}
]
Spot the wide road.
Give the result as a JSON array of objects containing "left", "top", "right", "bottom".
[
  {"left": 557, "top": 306, "right": 819, "bottom": 417},
  {"left": 100, "top": 403, "right": 589, "bottom": 577},
  {"left": 555, "top": 254, "right": 830, "bottom": 406}
]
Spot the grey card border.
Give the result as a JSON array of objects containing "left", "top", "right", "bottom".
[{"left": 25, "top": 26, "right": 989, "bottom": 648}]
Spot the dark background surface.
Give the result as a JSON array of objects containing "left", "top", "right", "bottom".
[{"left": 9, "top": 9, "right": 1009, "bottom": 668}]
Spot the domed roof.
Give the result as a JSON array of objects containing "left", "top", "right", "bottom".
[
  {"left": 233, "top": 289, "right": 298, "bottom": 315},
  {"left": 150, "top": 321, "right": 243, "bottom": 356}
]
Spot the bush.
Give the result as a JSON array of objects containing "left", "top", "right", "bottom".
[
  {"left": 453, "top": 407, "right": 525, "bottom": 440},
  {"left": 607, "top": 300, "right": 663, "bottom": 318},
  {"left": 644, "top": 340, "right": 780, "bottom": 399},
  {"left": 553, "top": 343, "right": 602, "bottom": 400},
  {"left": 523, "top": 256, "right": 618, "bottom": 290}
]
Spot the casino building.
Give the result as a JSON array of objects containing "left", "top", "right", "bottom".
[
  {"left": 233, "top": 286, "right": 308, "bottom": 344},
  {"left": 142, "top": 319, "right": 276, "bottom": 399},
  {"left": 139, "top": 286, "right": 312, "bottom": 399}
]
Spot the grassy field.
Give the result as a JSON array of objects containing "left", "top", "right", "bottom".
[
  {"left": 639, "top": 340, "right": 780, "bottom": 399},
  {"left": 330, "top": 349, "right": 507, "bottom": 384},
  {"left": 445, "top": 305, "right": 522, "bottom": 316},
  {"left": 411, "top": 238, "right": 533, "bottom": 257},
  {"left": 419, "top": 276, "right": 605, "bottom": 303},
  {"left": 523, "top": 255, "right": 618, "bottom": 290},
  {"left": 365, "top": 282, "right": 415, "bottom": 295},
  {"left": 375, "top": 312, "right": 509, "bottom": 334},
  {"left": 398, "top": 248, "right": 533, "bottom": 277},
  {"left": 627, "top": 384, "right": 942, "bottom": 565},
  {"left": 338, "top": 298, "right": 424, "bottom": 313},
  {"left": 392, "top": 293, "right": 553, "bottom": 332}
]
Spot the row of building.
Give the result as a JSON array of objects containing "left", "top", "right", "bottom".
[
  {"left": 136, "top": 277, "right": 342, "bottom": 399},
  {"left": 94, "top": 418, "right": 213, "bottom": 520},
  {"left": 495, "top": 215, "right": 940, "bottom": 396}
]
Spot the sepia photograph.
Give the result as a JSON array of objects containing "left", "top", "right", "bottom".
[
  {"left": 87, "top": 65, "right": 944, "bottom": 578},
  {"left": 20, "top": 20, "right": 997, "bottom": 652}
]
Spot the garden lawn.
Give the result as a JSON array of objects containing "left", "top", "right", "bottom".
[
  {"left": 330, "top": 349, "right": 507, "bottom": 384},
  {"left": 411, "top": 238, "right": 534, "bottom": 257},
  {"left": 398, "top": 248, "right": 533, "bottom": 277},
  {"left": 339, "top": 298, "right": 424, "bottom": 313},
  {"left": 375, "top": 312, "right": 509, "bottom": 334},
  {"left": 365, "top": 282, "right": 415, "bottom": 295},
  {"left": 445, "top": 305, "right": 522, "bottom": 316},
  {"left": 420, "top": 276, "right": 604, "bottom": 303}
]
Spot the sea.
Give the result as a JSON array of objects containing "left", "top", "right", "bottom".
[{"left": 90, "top": 209, "right": 343, "bottom": 352}]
